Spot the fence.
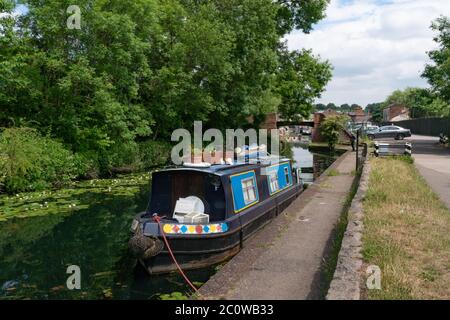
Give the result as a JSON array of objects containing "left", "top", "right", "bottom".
[{"left": 383, "top": 118, "right": 450, "bottom": 137}]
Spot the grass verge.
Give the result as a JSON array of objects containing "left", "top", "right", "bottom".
[{"left": 362, "top": 157, "right": 450, "bottom": 299}]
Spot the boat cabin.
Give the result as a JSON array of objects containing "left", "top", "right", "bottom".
[{"left": 148, "top": 159, "right": 298, "bottom": 224}]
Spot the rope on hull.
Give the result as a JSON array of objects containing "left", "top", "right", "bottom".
[{"left": 153, "top": 214, "right": 200, "bottom": 296}]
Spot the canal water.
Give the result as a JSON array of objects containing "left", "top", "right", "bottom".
[
  {"left": 0, "top": 144, "right": 338, "bottom": 300},
  {"left": 292, "top": 143, "right": 340, "bottom": 184}
]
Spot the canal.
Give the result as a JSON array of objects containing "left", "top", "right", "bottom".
[{"left": 0, "top": 144, "right": 340, "bottom": 300}]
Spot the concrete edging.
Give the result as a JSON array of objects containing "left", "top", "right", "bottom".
[{"left": 326, "top": 159, "right": 371, "bottom": 300}]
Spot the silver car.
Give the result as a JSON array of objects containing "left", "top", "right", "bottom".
[{"left": 368, "top": 126, "right": 412, "bottom": 140}]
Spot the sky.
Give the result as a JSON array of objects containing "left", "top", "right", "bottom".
[
  {"left": 4, "top": 1, "right": 449, "bottom": 108},
  {"left": 285, "top": 0, "right": 450, "bottom": 107}
]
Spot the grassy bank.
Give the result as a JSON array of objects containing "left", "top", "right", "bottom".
[{"left": 362, "top": 157, "right": 450, "bottom": 299}]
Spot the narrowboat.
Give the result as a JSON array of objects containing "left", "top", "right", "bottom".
[{"left": 128, "top": 148, "right": 303, "bottom": 275}]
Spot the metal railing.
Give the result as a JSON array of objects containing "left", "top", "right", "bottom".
[{"left": 374, "top": 142, "right": 412, "bottom": 157}]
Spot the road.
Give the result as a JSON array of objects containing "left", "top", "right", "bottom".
[{"left": 377, "top": 135, "right": 450, "bottom": 209}]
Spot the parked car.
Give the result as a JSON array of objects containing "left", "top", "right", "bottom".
[
  {"left": 367, "top": 126, "right": 412, "bottom": 140},
  {"left": 365, "top": 125, "right": 379, "bottom": 134}
]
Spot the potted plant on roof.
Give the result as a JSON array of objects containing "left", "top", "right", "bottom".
[
  {"left": 181, "top": 146, "right": 203, "bottom": 164},
  {"left": 204, "top": 145, "right": 225, "bottom": 164}
]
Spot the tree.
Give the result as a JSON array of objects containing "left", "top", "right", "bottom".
[
  {"left": 340, "top": 104, "right": 351, "bottom": 112},
  {"left": 365, "top": 102, "right": 385, "bottom": 124},
  {"left": 315, "top": 103, "right": 327, "bottom": 112},
  {"left": 0, "top": 0, "right": 155, "bottom": 167},
  {"left": 277, "top": 48, "right": 332, "bottom": 121},
  {"left": 326, "top": 103, "right": 338, "bottom": 110},
  {"left": 423, "top": 16, "right": 450, "bottom": 103},
  {"left": 0, "top": 0, "right": 332, "bottom": 176},
  {"left": 276, "top": 0, "right": 329, "bottom": 34},
  {"left": 386, "top": 87, "right": 448, "bottom": 118},
  {"left": 320, "top": 115, "right": 349, "bottom": 150}
]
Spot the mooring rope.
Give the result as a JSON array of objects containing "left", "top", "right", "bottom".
[{"left": 152, "top": 214, "right": 200, "bottom": 296}]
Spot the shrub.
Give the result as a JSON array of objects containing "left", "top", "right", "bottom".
[
  {"left": 320, "top": 115, "right": 350, "bottom": 150},
  {"left": 0, "top": 127, "right": 84, "bottom": 193},
  {"left": 280, "top": 140, "right": 294, "bottom": 160},
  {"left": 98, "top": 141, "right": 141, "bottom": 174},
  {"left": 138, "top": 140, "right": 172, "bottom": 169}
]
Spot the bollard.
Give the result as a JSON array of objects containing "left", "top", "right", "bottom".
[{"left": 404, "top": 142, "right": 412, "bottom": 156}]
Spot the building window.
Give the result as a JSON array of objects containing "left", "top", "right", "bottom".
[
  {"left": 269, "top": 172, "right": 279, "bottom": 193},
  {"left": 242, "top": 177, "right": 257, "bottom": 204},
  {"left": 284, "top": 167, "right": 291, "bottom": 185}
]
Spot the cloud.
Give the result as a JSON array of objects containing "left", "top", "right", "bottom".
[{"left": 285, "top": 0, "right": 450, "bottom": 106}]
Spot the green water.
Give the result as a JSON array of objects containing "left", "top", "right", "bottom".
[
  {"left": 0, "top": 145, "right": 337, "bottom": 300},
  {"left": 0, "top": 174, "right": 215, "bottom": 300}
]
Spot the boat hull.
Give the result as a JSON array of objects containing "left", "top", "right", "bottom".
[
  {"left": 140, "top": 245, "right": 241, "bottom": 275},
  {"left": 135, "top": 185, "right": 300, "bottom": 275}
]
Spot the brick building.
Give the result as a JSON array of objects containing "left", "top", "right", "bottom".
[
  {"left": 348, "top": 106, "right": 370, "bottom": 123},
  {"left": 312, "top": 109, "right": 353, "bottom": 143},
  {"left": 383, "top": 104, "right": 410, "bottom": 122}
]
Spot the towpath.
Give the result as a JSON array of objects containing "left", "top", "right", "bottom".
[
  {"left": 410, "top": 135, "right": 450, "bottom": 210},
  {"left": 199, "top": 150, "right": 357, "bottom": 299}
]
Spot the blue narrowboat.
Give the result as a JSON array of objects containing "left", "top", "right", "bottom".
[{"left": 128, "top": 152, "right": 303, "bottom": 275}]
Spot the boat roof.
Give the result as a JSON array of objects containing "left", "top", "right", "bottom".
[{"left": 157, "top": 157, "right": 292, "bottom": 176}]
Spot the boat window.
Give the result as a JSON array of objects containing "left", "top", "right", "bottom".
[
  {"left": 242, "top": 177, "right": 257, "bottom": 204},
  {"left": 269, "top": 171, "right": 279, "bottom": 193},
  {"left": 284, "top": 167, "right": 291, "bottom": 185}
]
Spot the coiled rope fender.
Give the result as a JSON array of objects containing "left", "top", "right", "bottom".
[
  {"left": 152, "top": 214, "right": 200, "bottom": 296},
  {"left": 129, "top": 227, "right": 164, "bottom": 260}
]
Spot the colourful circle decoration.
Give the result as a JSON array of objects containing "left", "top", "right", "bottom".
[{"left": 161, "top": 223, "right": 229, "bottom": 235}]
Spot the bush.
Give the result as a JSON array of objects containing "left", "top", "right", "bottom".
[
  {"left": 320, "top": 115, "right": 350, "bottom": 150},
  {"left": 138, "top": 140, "right": 172, "bottom": 169},
  {"left": 0, "top": 127, "right": 85, "bottom": 193},
  {"left": 98, "top": 142, "right": 141, "bottom": 174}
]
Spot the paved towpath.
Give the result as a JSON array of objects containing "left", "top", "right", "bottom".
[
  {"left": 410, "top": 135, "right": 450, "bottom": 210},
  {"left": 199, "top": 151, "right": 357, "bottom": 300}
]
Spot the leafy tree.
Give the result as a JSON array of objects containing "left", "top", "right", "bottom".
[
  {"left": 423, "top": 16, "right": 450, "bottom": 103},
  {"left": 315, "top": 103, "right": 327, "bottom": 112},
  {"left": 0, "top": 0, "right": 332, "bottom": 181},
  {"left": 320, "top": 115, "right": 349, "bottom": 150},
  {"left": 276, "top": 0, "right": 329, "bottom": 34},
  {"left": 326, "top": 103, "right": 338, "bottom": 110},
  {"left": 340, "top": 103, "right": 351, "bottom": 112},
  {"left": 1, "top": 0, "right": 155, "bottom": 167},
  {"left": 365, "top": 102, "right": 385, "bottom": 123},
  {"left": 277, "top": 48, "right": 332, "bottom": 121},
  {"left": 386, "top": 88, "right": 448, "bottom": 118}
]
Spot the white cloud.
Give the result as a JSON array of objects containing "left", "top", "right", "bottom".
[{"left": 285, "top": 0, "right": 450, "bottom": 106}]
